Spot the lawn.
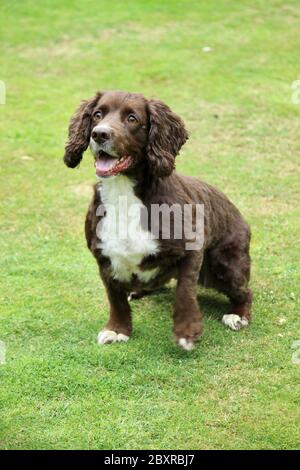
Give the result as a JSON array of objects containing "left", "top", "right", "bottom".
[{"left": 0, "top": 0, "right": 300, "bottom": 450}]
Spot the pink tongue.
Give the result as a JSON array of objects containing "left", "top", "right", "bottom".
[{"left": 95, "top": 157, "right": 117, "bottom": 175}]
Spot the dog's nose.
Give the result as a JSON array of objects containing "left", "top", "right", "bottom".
[{"left": 91, "top": 127, "right": 113, "bottom": 144}]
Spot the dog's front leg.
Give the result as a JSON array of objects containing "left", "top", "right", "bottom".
[
  {"left": 97, "top": 268, "right": 132, "bottom": 345},
  {"left": 173, "top": 252, "right": 204, "bottom": 351}
]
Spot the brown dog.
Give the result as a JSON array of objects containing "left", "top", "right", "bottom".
[{"left": 64, "top": 91, "right": 252, "bottom": 350}]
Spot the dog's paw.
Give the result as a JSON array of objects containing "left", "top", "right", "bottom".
[
  {"left": 177, "top": 337, "right": 194, "bottom": 351},
  {"left": 222, "top": 314, "right": 249, "bottom": 331},
  {"left": 127, "top": 291, "right": 138, "bottom": 302},
  {"left": 174, "top": 320, "right": 203, "bottom": 351},
  {"left": 127, "top": 290, "right": 147, "bottom": 301},
  {"left": 97, "top": 330, "right": 130, "bottom": 345}
]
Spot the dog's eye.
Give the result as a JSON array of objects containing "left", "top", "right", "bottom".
[
  {"left": 127, "top": 114, "right": 137, "bottom": 123},
  {"left": 94, "top": 110, "right": 102, "bottom": 119}
]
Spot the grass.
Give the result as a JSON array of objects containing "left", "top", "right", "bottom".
[{"left": 0, "top": 0, "right": 300, "bottom": 450}]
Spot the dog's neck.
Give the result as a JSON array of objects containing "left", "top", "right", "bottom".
[{"left": 99, "top": 174, "right": 137, "bottom": 204}]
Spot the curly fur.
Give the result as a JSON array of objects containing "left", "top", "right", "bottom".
[
  {"left": 146, "top": 100, "right": 188, "bottom": 177},
  {"left": 63, "top": 90, "right": 252, "bottom": 350},
  {"left": 64, "top": 92, "right": 101, "bottom": 168}
]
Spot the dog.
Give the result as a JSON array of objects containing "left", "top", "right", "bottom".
[{"left": 63, "top": 90, "right": 252, "bottom": 351}]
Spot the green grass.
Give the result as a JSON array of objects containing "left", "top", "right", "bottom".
[{"left": 0, "top": 0, "right": 300, "bottom": 450}]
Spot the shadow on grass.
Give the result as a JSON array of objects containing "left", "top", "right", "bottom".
[
  {"left": 132, "top": 285, "right": 229, "bottom": 320},
  {"left": 198, "top": 291, "right": 228, "bottom": 319},
  {"left": 125, "top": 285, "right": 232, "bottom": 359},
  {"left": 53, "top": 283, "right": 252, "bottom": 367}
]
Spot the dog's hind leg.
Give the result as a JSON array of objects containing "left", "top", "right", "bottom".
[
  {"left": 222, "top": 288, "right": 252, "bottom": 331},
  {"left": 127, "top": 289, "right": 151, "bottom": 301},
  {"left": 207, "top": 230, "right": 252, "bottom": 331},
  {"left": 127, "top": 286, "right": 169, "bottom": 301}
]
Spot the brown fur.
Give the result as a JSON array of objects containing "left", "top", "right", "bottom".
[{"left": 64, "top": 91, "right": 252, "bottom": 348}]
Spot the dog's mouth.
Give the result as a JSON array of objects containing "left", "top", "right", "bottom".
[{"left": 95, "top": 151, "right": 133, "bottom": 177}]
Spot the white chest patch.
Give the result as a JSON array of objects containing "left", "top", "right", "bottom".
[{"left": 97, "top": 175, "right": 159, "bottom": 283}]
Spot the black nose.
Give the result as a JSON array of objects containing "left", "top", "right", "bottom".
[{"left": 91, "top": 127, "right": 113, "bottom": 144}]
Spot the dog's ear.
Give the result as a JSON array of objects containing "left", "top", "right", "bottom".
[
  {"left": 63, "top": 92, "right": 101, "bottom": 168},
  {"left": 146, "top": 99, "right": 188, "bottom": 177}
]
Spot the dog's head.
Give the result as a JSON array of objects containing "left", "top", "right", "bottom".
[{"left": 63, "top": 91, "right": 188, "bottom": 178}]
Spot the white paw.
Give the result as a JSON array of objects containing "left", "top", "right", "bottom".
[
  {"left": 222, "top": 314, "right": 249, "bottom": 331},
  {"left": 178, "top": 338, "right": 194, "bottom": 351},
  {"left": 127, "top": 291, "right": 141, "bottom": 301},
  {"left": 116, "top": 333, "right": 130, "bottom": 342},
  {"left": 97, "top": 330, "right": 130, "bottom": 345}
]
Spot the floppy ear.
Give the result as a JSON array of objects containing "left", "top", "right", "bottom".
[
  {"left": 146, "top": 99, "right": 188, "bottom": 177},
  {"left": 63, "top": 92, "right": 101, "bottom": 168}
]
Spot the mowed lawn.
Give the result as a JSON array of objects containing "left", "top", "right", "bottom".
[{"left": 0, "top": 0, "right": 300, "bottom": 450}]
